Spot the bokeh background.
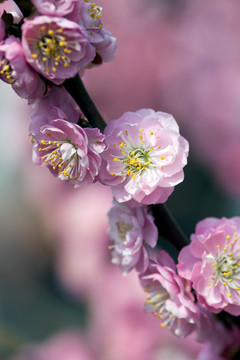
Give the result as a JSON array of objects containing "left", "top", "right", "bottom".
[{"left": 1, "top": 0, "right": 240, "bottom": 358}]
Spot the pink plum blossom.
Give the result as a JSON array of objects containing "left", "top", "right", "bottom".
[
  {"left": 93, "top": 29, "right": 117, "bottom": 64},
  {"left": 140, "top": 250, "right": 200, "bottom": 337},
  {"left": 0, "top": 17, "right": 5, "bottom": 41},
  {"left": 100, "top": 109, "right": 189, "bottom": 205},
  {"left": 0, "top": 36, "right": 45, "bottom": 99},
  {"left": 31, "top": 0, "right": 80, "bottom": 17},
  {"left": 21, "top": 16, "right": 95, "bottom": 85},
  {"left": 78, "top": 1, "right": 117, "bottom": 64},
  {"left": 178, "top": 217, "right": 240, "bottom": 315},
  {"left": 32, "top": 119, "right": 105, "bottom": 187},
  {"left": 107, "top": 200, "right": 158, "bottom": 274},
  {"left": 30, "top": 85, "right": 81, "bottom": 133}
]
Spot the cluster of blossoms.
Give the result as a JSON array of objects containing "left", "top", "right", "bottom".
[
  {"left": 104, "top": 111, "right": 240, "bottom": 356},
  {"left": 0, "top": 0, "right": 117, "bottom": 184},
  {"left": 108, "top": 206, "right": 240, "bottom": 357},
  {"left": 0, "top": 0, "right": 117, "bottom": 96},
  {"left": 1, "top": 1, "right": 240, "bottom": 359}
]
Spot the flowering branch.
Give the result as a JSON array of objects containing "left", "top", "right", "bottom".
[
  {"left": 3, "top": 1, "right": 240, "bottom": 356},
  {"left": 63, "top": 75, "right": 189, "bottom": 251}
]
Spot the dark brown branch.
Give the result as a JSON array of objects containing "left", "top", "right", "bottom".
[
  {"left": 63, "top": 75, "right": 106, "bottom": 132},
  {"left": 150, "top": 204, "right": 189, "bottom": 251}
]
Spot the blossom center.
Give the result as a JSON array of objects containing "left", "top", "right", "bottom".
[
  {"left": 110, "top": 129, "right": 165, "bottom": 178},
  {"left": 88, "top": 3, "right": 102, "bottom": 22},
  {"left": 116, "top": 221, "right": 132, "bottom": 241},
  {"left": 216, "top": 253, "right": 238, "bottom": 279},
  {"left": 31, "top": 27, "right": 77, "bottom": 73},
  {"left": 0, "top": 59, "right": 14, "bottom": 84},
  {"left": 38, "top": 136, "right": 81, "bottom": 181},
  {"left": 144, "top": 286, "right": 174, "bottom": 329},
  {"left": 207, "top": 234, "right": 240, "bottom": 297},
  {"left": 85, "top": 0, "right": 103, "bottom": 30}
]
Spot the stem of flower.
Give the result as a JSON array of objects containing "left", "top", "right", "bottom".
[
  {"left": 150, "top": 204, "right": 189, "bottom": 251},
  {"left": 63, "top": 75, "right": 106, "bottom": 132}
]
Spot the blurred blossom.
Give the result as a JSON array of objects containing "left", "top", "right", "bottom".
[
  {"left": 29, "top": 181, "right": 114, "bottom": 298},
  {"left": 11, "top": 331, "right": 94, "bottom": 360},
  {"left": 31, "top": 0, "right": 79, "bottom": 17},
  {"left": 108, "top": 201, "right": 158, "bottom": 274}
]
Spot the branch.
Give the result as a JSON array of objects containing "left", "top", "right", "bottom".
[
  {"left": 150, "top": 204, "right": 189, "bottom": 251},
  {"left": 63, "top": 75, "right": 106, "bottom": 132}
]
